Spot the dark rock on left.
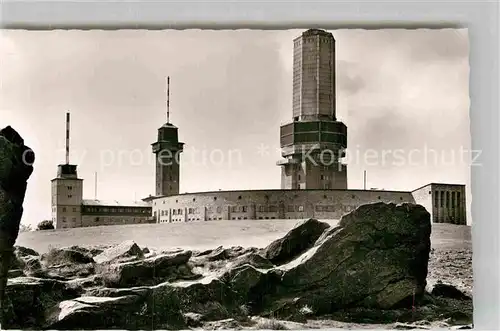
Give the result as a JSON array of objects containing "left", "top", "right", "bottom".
[{"left": 0, "top": 126, "right": 35, "bottom": 327}]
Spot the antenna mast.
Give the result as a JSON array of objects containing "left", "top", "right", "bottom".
[
  {"left": 166, "top": 76, "right": 170, "bottom": 124},
  {"left": 94, "top": 172, "right": 98, "bottom": 200},
  {"left": 65, "top": 112, "right": 70, "bottom": 164}
]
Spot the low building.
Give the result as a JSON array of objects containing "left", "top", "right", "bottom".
[
  {"left": 412, "top": 183, "right": 466, "bottom": 224},
  {"left": 150, "top": 189, "right": 415, "bottom": 223},
  {"left": 51, "top": 163, "right": 153, "bottom": 230}
]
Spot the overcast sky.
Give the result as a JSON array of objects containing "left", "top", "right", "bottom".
[{"left": 0, "top": 28, "right": 471, "bottom": 227}]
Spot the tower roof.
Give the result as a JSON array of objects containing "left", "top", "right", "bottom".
[
  {"left": 160, "top": 123, "right": 179, "bottom": 129},
  {"left": 302, "top": 29, "right": 334, "bottom": 39}
]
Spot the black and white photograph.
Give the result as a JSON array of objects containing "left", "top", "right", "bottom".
[{"left": 1, "top": 27, "right": 473, "bottom": 329}]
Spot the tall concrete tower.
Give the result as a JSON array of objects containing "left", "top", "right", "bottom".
[
  {"left": 152, "top": 77, "right": 184, "bottom": 197},
  {"left": 51, "top": 112, "right": 83, "bottom": 229},
  {"left": 278, "top": 29, "right": 348, "bottom": 190}
]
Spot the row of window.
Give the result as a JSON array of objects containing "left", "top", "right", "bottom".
[
  {"left": 158, "top": 204, "right": 308, "bottom": 216},
  {"left": 433, "top": 190, "right": 462, "bottom": 208},
  {"left": 294, "top": 38, "right": 333, "bottom": 46},
  {"left": 57, "top": 217, "right": 76, "bottom": 223},
  {"left": 82, "top": 207, "right": 150, "bottom": 214}
]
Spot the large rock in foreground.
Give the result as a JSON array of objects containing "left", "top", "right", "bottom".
[
  {"left": 0, "top": 126, "right": 35, "bottom": 327},
  {"left": 256, "top": 203, "right": 432, "bottom": 316}
]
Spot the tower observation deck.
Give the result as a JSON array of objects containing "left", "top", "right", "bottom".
[{"left": 278, "top": 29, "right": 348, "bottom": 190}]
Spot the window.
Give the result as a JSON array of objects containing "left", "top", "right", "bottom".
[
  {"left": 68, "top": 186, "right": 72, "bottom": 190},
  {"left": 238, "top": 195, "right": 242, "bottom": 200},
  {"left": 269, "top": 205, "right": 277, "bottom": 213},
  {"left": 451, "top": 192, "right": 456, "bottom": 208},
  {"left": 287, "top": 205, "right": 295, "bottom": 212},
  {"left": 298, "top": 205, "right": 304, "bottom": 212},
  {"left": 68, "top": 195, "right": 72, "bottom": 198},
  {"left": 216, "top": 206, "right": 222, "bottom": 213},
  {"left": 213, "top": 197, "right": 217, "bottom": 201},
  {"left": 231, "top": 206, "right": 238, "bottom": 213},
  {"left": 434, "top": 192, "right": 439, "bottom": 208},
  {"left": 95, "top": 217, "right": 100, "bottom": 222},
  {"left": 320, "top": 175, "right": 324, "bottom": 180},
  {"left": 242, "top": 206, "right": 247, "bottom": 212},
  {"left": 298, "top": 174, "right": 301, "bottom": 181},
  {"left": 72, "top": 217, "right": 76, "bottom": 222},
  {"left": 440, "top": 191, "right": 444, "bottom": 207},
  {"left": 457, "top": 192, "right": 461, "bottom": 207},
  {"left": 161, "top": 210, "right": 165, "bottom": 216},
  {"left": 173, "top": 209, "right": 177, "bottom": 215},
  {"left": 446, "top": 191, "right": 450, "bottom": 208},
  {"left": 73, "top": 207, "right": 77, "bottom": 212},
  {"left": 62, "top": 217, "right": 66, "bottom": 222},
  {"left": 62, "top": 207, "right": 66, "bottom": 212}
]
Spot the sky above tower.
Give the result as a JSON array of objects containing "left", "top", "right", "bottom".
[{"left": 0, "top": 28, "right": 471, "bottom": 226}]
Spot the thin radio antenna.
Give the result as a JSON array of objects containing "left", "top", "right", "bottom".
[
  {"left": 65, "top": 111, "right": 70, "bottom": 164},
  {"left": 94, "top": 172, "right": 98, "bottom": 200},
  {"left": 166, "top": 76, "right": 170, "bottom": 124}
]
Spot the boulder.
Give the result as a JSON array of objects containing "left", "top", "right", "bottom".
[
  {"left": 14, "top": 245, "right": 39, "bottom": 257},
  {"left": 98, "top": 250, "right": 198, "bottom": 287},
  {"left": 42, "top": 247, "right": 95, "bottom": 267},
  {"left": 231, "top": 252, "right": 275, "bottom": 270},
  {"left": 264, "top": 218, "right": 330, "bottom": 265},
  {"left": 0, "top": 126, "right": 35, "bottom": 326},
  {"left": 3, "top": 276, "right": 80, "bottom": 328},
  {"left": 93, "top": 241, "right": 144, "bottom": 264},
  {"left": 206, "top": 246, "right": 253, "bottom": 262},
  {"left": 257, "top": 203, "right": 432, "bottom": 316},
  {"left": 431, "top": 283, "right": 471, "bottom": 300},
  {"left": 44, "top": 294, "right": 178, "bottom": 330}
]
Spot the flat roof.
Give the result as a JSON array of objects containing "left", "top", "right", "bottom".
[
  {"left": 152, "top": 188, "right": 413, "bottom": 200},
  {"left": 82, "top": 199, "right": 151, "bottom": 208},
  {"left": 411, "top": 182, "right": 466, "bottom": 192}
]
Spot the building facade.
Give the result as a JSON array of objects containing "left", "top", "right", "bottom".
[
  {"left": 152, "top": 189, "right": 415, "bottom": 223},
  {"left": 278, "top": 29, "right": 348, "bottom": 190},
  {"left": 412, "top": 183, "right": 466, "bottom": 224}
]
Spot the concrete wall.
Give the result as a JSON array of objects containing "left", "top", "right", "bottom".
[
  {"left": 411, "top": 184, "right": 434, "bottom": 222},
  {"left": 152, "top": 189, "right": 415, "bottom": 223}
]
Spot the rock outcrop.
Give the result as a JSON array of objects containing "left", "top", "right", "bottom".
[
  {"left": 0, "top": 126, "right": 35, "bottom": 327},
  {"left": 3, "top": 203, "right": 472, "bottom": 329}
]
